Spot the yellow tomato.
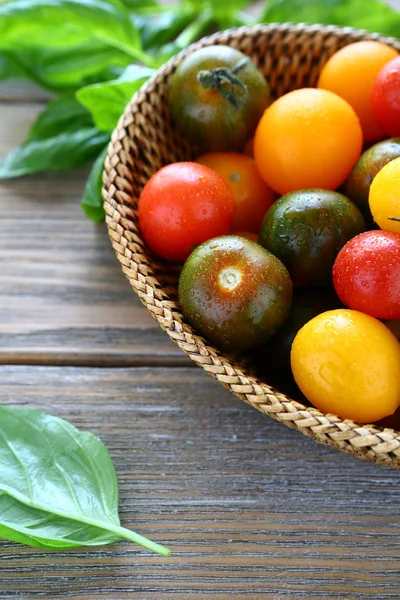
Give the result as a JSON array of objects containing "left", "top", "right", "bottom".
[
  {"left": 291, "top": 309, "right": 400, "bottom": 423},
  {"left": 369, "top": 157, "right": 400, "bottom": 234}
]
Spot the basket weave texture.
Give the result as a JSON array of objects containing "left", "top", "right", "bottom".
[{"left": 103, "top": 23, "right": 400, "bottom": 469}]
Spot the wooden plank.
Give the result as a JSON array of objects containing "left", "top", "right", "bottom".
[
  {"left": 0, "top": 80, "right": 51, "bottom": 102},
  {"left": 0, "top": 364, "right": 399, "bottom": 598},
  {"left": 0, "top": 102, "right": 43, "bottom": 153},
  {"left": 0, "top": 105, "right": 190, "bottom": 366}
]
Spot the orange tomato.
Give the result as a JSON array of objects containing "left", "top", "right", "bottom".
[
  {"left": 317, "top": 41, "right": 399, "bottom": 141},
  {"left": 196, "top": 152, "right": 275, "bottom": 233},
  {"left": 254, "top": 88, "right": 362, "bottom": 195}
]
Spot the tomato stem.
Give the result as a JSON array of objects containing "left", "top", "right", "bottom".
[{"left": 197, "top": 66, "right": 248, "bottom": 108}]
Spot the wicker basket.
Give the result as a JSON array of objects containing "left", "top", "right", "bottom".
[{"left": 103, "top": 23, "right": 400, "bottom": 470}]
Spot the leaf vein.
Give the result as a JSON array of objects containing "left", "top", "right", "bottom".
[
  {"left": 0, "top": 425, "right": 34, "bottom": 503},
  {"left": 39, "top": 427, "right": 84, "bottom": 517}
]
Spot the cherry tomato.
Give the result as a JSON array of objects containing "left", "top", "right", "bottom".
[
  {"left": 138, "top": 162, "right": 235, "bottom": 262},
  {"left": 372, "top": 56, "right": 400, "bottom": 136},
  {"left": 249, "top": 286, "right": 343, "bottom": 392},
  {"left": 332, "top": 230, "right": 400, "bottom": 320},
  {"left": 291, "top": 309, "right": 400, "bottom": 424},
  {"left": 258, "top": 189, "right": 366, "bottom": 286},
  {"left": 345, "top": 137, "right": 400, "bottom": 223},
  {"left": 368, "top": 157, "right": 400, "bottom": 235},
  {"left": 196, "top": 152, "right": 275, "bottom": 233},
  {"left": 168, "top": 45, "right": 270, "bottom": 152},
  {"left": 179, "top": 235, "right": 293, "bottom": 353}
]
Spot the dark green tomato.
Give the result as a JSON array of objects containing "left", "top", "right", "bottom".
[
  {"left": 247, "top": 286, "right": 344, "bottom": 387},
  {"left": 178, "top": 235, "right": 293, "bottom": 354},
  {"left": 168, "top": 45, "right": 270, "bottom": 152},
  {"left": 345, "top": 138, "right": 400, "bottom": 223},
  {"left": 258, "top": 189, "right": 366, "bottom": 287}
]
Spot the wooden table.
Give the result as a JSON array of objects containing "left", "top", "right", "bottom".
[{"left": 1, "top": 82, "right": 400, "bottom": 600}]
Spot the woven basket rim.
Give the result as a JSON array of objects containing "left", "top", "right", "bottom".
[{"left": 103, "top": 22, "right": 400, "bottom": 469}]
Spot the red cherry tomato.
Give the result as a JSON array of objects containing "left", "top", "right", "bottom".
[
  {"left": 332, "top": 230, "right": 400, "bottom": 320},
  {"left": 138, "top": 162, "right": 235, "bottom": 262},
  {"left": 372, "top": 56, "right": 400, "bottom": 136}
]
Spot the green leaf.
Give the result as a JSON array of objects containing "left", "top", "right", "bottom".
[
  {"left": 260, "top": 0, "right": 400, "bottom": 37},
  {"left": 0, "top": 52, "right": 25, "bottom": 81},
  {"left": 26, "top": 94, "right": 93, "bottom": 142},
  {"left": 0, "top": 0, "right": 149, "bottom": 64},
  {"left": 81, "top": 146, "right": 109, "bottom": 222},
  {"left": 14, "top": 43, "right": 132, "bottom": 92},
  {"left": 114, "top": 64, "right": 155, "bottom": 83},
  {"left": 123, "top": 0, "right": 159, "bottom": 8},
  {"left": 0, "top": 129, "right": 109, "bottom": 179},
  {"left": 179, "top": 0, "right": 249, "bottom": 10},
  {"left": 76, "top": 65, "right": 154, "bottom": 131},
  {"left": 135, "top": 10, "right": 193, "bottom": 51},
  {"left": 0, "top": 91, "right": 112, "bottom": 178},
  {"left": 0, "top": 406, "right": 170, "bottom": 555}
]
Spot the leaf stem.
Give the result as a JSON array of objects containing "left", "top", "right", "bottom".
[
  {"left": 0, "top": 482, "right": 171, "bottom": 556},
  {"left": 102, "top": 522, "right": 171, "bottom": 556}
]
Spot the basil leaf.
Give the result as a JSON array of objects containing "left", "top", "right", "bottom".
[
  {"left": 332, "top": 0, "right": 400, "bottom": 36},
  {"left": 260, "top": 0, "right": 400, "bottom": 37},
  {"left": 76, "top": 65, "right": 154, "bottom": 131},
  {"left": 14, "top": 43, "right": 132, "bottom": 92},
  {"left": 135, "top": 11, "right": 193, "bottom": 51},
  {"left": 123, "top": 0, "right": 159, "bottom": 8},
  {"left": 0, "top": 0, "right": 146, "bottom": 62},
  {"left": 81, "top": 146, "right": 109, "bottom": 222},
  {"left": 0, "top": 406, "right": 170, "bottom": 555},
  {"left": 0, "top": 129, "right": 109, "bottom": 179},
  {"left": 0, "top": 52, "right": 26, "bottom": 81},
  {"left": 114, "top": 64, "right": 155, "bottom": 83},
  {"left": 180, "top": 0, "right": 249, "bottom": 9},
  {"left": 26, "top": 94, "right": 93, "bottom": 141},
  {"left": 0, "top": 90, "right": 111, "bottom": 178}
]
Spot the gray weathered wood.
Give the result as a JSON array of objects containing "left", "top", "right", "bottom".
[
  {"left": 0, "top": 80, "right": 51, "bottom": 102},
  {"left": 0, "top": 365, "right": 399, "bottom": 599},
  {"left": 0, "top": 105, "right": 189, "bottom": 366}
]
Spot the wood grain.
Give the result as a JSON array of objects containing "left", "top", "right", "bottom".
[
  {"left": 0, "top": 365, "right": 400, "bottom": 599},
  {"left": 0, "top": 105, "right": 190, "bottom": 367},
  {"left": 2, "top": 21, "right": 400, "bottom": 599}
]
